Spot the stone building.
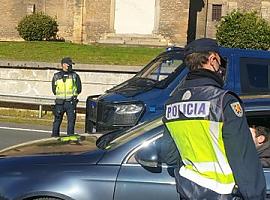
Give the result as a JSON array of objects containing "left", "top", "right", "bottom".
[{"left": 1, "top": 0, "right": 270, "bottom": 46}]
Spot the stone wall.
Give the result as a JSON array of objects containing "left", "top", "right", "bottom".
[
  {"left": 0, "top": 0, "right": 25, "bottom": 41},
  {"left": 195, "top": 1, "right": 208, "bottom": 39},
  {"left": 159, "top": 0, "right": 189, "bottom": 46},
  {"left": 0, "top": 0, "right": 190, "bottom": 44},
  {"left": 197, "top": 0, "right": 270, "bottom": 39},
  {"left": 204, "top": 0, "right": 229, "bottom": 39},
  {"left": 0, "top": 62, "right": 141, "bottom": 101},
  {"left": 1, "top": 0, "right": 270, "bottom": 45},
  {"left": 0, "top": 68, "right": 134, "bottom": 101},
  {"left": 42, "top": 0, "right": 75, "bottom": 42},
  {"left": 262, "top": 1, "right": 270, "bottom": 21},
  {"left": 83, "top": 0, "right": 112, "bottom": 43},
  {"left": 0, "top": 0, "right": 75, "bottom": 42}
]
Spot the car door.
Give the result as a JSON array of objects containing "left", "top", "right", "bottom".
[{"left": 114, "top": 134, "right": 180, "bottom": 200}]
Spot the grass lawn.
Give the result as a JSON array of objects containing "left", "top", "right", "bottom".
[{"left": 0, "top": 41, "right": 164, "bottom": 66}]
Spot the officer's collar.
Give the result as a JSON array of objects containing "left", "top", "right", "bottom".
[
  {"left": 60, "top": 70, "right": 73, "bottom": 75},
  {"left": 185, "top": 68, "right": 224, "bottom": 88}
]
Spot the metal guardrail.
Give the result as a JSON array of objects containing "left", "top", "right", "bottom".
[{"left": 0, "top": 94, "right": 86, "bottom": 118}]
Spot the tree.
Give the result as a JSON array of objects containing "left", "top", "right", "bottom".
[
  {"left": 216, "top": 10, "right": 270, "bottom": 50},
  {"left": 17, "top": 12, "right": 58, "bottom": 41}
]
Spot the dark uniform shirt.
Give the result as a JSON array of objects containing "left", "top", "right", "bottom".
[{"left": 159, "top": 69, "right": 266, "bottom": 199}]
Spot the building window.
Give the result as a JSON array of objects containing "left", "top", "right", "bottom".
[
  {"left": 212, "top": 4, "right": 222, "bottom": 21},
  {"left": 27, "top": 4, "right": 36, "bottom": 14}
]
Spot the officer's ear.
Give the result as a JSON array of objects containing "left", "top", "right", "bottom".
[
  {"left": 208, "top": 53, "right": 218, "bottom": 67},
  {"left": 257, "top": 135, "right": 266, "bottom": 144}
]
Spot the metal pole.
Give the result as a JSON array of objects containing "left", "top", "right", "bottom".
[
  {"left": 39, "top": 105, "right": 43, "bottom": 118},
  {"left": 204, "top": 0, "right": 209, "bottom": 38}
]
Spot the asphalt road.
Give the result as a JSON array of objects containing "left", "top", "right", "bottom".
[
  {"left": 0, "top": 122, "right": 85, "bottom": 150},
  {"left": 0, "top": 123, "right": 50, "bottom": 150}
]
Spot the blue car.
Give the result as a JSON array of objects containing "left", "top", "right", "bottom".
[
  {"left": 0, "top": 96, "right": 270, "bottom": 200},
  {"left": 85, "top": 47, "right": 270, "bottom": 133}
]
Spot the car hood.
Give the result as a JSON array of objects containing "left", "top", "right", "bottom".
[
  {"left": 0, "top": 135, "right": 106, "bottom": 172},
  {"left": 0, "top": 134, "right": 100, "bottom": 159}
]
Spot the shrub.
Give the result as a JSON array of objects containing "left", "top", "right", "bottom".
[
  {"left": 216, "top": 10, "right": 270, "bottom": 50},
  {"left": 17, "top": 12, "right": 59, "bottom": 41}
]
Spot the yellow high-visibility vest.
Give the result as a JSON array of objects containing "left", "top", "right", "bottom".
[
  {"left": 55, "top": 74, "right": 78, "bottom": 99},
  {"left": 164, "top": 86, "right": 235, "bottom": 194}
]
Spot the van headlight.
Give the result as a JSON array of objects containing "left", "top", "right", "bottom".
[
  {"left": 100, "top": 102, "right": 145, "bottom": 127},
  {"left": 115, "top": 104, "right": 143, "bottom": 114}
]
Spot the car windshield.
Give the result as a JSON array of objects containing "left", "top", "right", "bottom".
[{"left": 99, "top": 116, "right": 163, "bottom": 150}]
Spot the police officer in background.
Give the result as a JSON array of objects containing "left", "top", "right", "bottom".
[
  {"left": 51, "top": 57, "right": 82, "bottom": 137},
  {"left": 159, "top": 38, "right": 266, "bottom": 199}
]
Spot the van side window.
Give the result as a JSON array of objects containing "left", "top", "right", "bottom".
[{"left": 240, "top": 58, "right": 270, "bottom": 94}]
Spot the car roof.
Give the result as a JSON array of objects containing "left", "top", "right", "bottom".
[{"left": 220, "top": 46, "right": 270, "bottom": 57}]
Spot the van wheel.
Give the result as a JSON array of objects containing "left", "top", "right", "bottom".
[{"left": 33, "top": 198, "right": 60, "bottom": 200}]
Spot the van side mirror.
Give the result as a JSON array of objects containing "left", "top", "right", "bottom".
[{"left": 135, "top": 142, "right": 159, "bottom": 168}]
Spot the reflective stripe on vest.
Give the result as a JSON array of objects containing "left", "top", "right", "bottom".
[
  {"left": 164, "top": 85, "right": 235, "bottom": 194},
  {"left": 55, "top": 77, "right": 78, "bottom": 99}
]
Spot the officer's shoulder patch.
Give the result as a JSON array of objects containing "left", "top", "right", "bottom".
[
  {"left": 230, "top": 102, "right": 243, "bottom": 117},
  {"left": 182, "top": 90, "right": 192, "bottom": 100}
]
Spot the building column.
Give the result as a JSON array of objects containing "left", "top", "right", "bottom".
[
  {"left": 153, "top": 0, "right": 160, "bottom": 34},
  {"left": 73, "top": 0, "right": 84, "bottom": 43},
  {"left": 109, "top": 0, "right": 116, "bottom": 33}
]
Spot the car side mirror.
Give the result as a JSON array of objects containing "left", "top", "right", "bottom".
[{"left": 135, "top": 142, "right": 159, "bottom": 168}]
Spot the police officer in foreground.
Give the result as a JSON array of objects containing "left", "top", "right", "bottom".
[
  {"left": 51, "top": 57, "right": 82, "bottom": 137},
  {"left": 159, "top": 38, "right": 266, "bottom": 199}
]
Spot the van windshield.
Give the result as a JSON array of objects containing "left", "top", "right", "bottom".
[
  {"left": 107, "top": 50, "right": 185, "bottom": 97},
  {"left": 135, "top": 51, "right": 184, "bottom": 84}
]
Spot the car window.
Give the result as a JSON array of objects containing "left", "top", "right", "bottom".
[
  {"left": 127, "top": 136, "right": 161, "bottom": 164},
  {"left": 246, "top": 110, "right": 270, "bottom": 169},
  {"left": 104, "top": 117, "right": 163, "bottom": 150},
  {"left": 240, "top": 58, "right": 270, "bottom": 94},
  {"left": 246, "top": 111, "right": 270, "bottom": 129}
]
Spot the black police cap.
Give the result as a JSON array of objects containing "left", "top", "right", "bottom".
[
  {"left": 184, "top": 38, "right": 220, "bottom": 57},
  {"left": 61, "top": 57, "right": 75, "bottom": 65}
]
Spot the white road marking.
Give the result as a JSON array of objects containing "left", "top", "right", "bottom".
[
  {"left": 0, "top": 126, "right": 54, "bottom": 134},
  {"left": 0, "top": 126, "right": 100, "bottom": 137}
]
